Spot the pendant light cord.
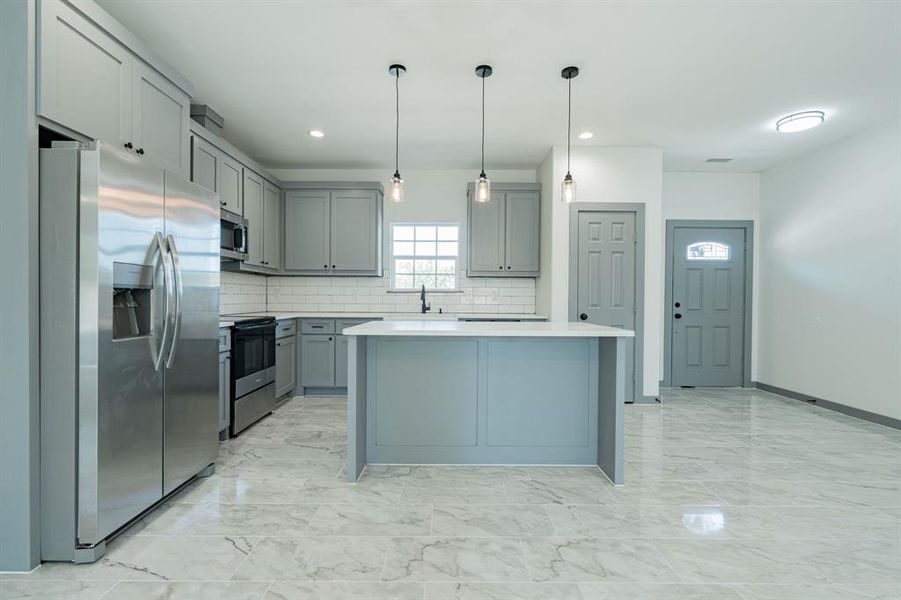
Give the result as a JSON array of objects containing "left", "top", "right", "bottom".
[
  {"left": 566, "top": 76, "right": 572, "bottom": 174},
  {"left": 394, "top": 71, "right": 400, "bottom": 174},
  {"left": 480, "top": 75, "right": 486, "bottom": 174}
]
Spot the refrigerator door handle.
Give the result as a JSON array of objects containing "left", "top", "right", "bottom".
[
  {"left": 165, "top": 234, "right": 184, "bottom": 369},
  {"left": 153, "top": 232, "right": 174, "bottom": 371}
]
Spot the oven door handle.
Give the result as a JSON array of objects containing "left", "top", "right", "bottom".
[{"left": 164, "top": 234, "right": 184, "bottom": 369}]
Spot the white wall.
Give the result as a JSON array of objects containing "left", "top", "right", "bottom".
[
  {"left": 537, "top": 146, "right": 664, "bottom": 398},
  {"left": 758, "top": 118, "right": 901, "bottom": 420},
  {"left": 662, "top": 172, "right": 761, "bottom": 381}
]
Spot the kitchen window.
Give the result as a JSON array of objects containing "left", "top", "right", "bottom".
[{"left": 391, "top": 224, "right": 459, "bottom": 291}]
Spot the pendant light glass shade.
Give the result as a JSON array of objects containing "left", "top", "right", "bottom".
[
  {"left": 561, "top": 172, "right": 576, "bottom": 204},
  {"left": 561, "top": 66, "right": 579, "bottom": 203},
  {"left": 474, "top": 65, "right": 493, "bottom": 203},
  {"left": 475, "top": 171, "right": 491, "bottom": 203},
  {"left": 388, "top": 171, "right": 405, "bottom": 203},
  {"left": 388, "top": 64, "right": 406, "bottom": 203}
]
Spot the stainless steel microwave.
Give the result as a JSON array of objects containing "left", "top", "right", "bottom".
[{"left": 220, "top": 209, "right": 247, "bottom": 261}]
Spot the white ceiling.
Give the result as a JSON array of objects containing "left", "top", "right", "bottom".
[{"left": 96, "top": 0, "right": 901, "bottom": 172}]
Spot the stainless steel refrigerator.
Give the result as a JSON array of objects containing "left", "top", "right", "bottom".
[{"left": 39, "top": 141, "right": 220, "bottom": 562}]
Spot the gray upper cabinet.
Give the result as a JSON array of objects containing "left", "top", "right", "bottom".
[
  {"left": 219, "top": 154, "right": 243, "bottom": 215},
  {"left": 38, "top": 0, "right": 191, "bottom": 178},
  {"left": 283, "top": 184, "right": 383, "bottom": 276},
  {"left": 263, "top": 182, "right": 282, "bottom": 271},
  {"left": 285, "top": 191, "right": 330, "bottom": 272},
  {"left": 131, "top": 62, "right": 190, "bottom": 176},
  {"left": 330, "top": 190, "right": 379, "bottom": 272},
  {"left": 191, "top": 136, "right": 219, "bottom": 196},
  {"left": 243, "top": 170, "right": 265, "bottom": 267},
  {"left": 467, "top": 184, "right": 541, "bottom": 277}
]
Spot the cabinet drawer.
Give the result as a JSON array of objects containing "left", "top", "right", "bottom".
[
  {"left": 336, "top": 318, "right": 375, "bottom": 334},
  {"left": 301, "top": 319, "right": 335, "bottom": 334},
  {"left": 276, "top": 319, "right": 297, "bottom": 339},
  {"left": 218, "top": 328, "right": 231, "bottom": 352}
]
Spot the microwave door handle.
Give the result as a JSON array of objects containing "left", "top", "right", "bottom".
[
  {"left": 235, "top": 227, "right": 245, "bottom": 252},
  {"left": 152, "top": 232, "right": 173, "bottom": 371},
  {"left": 165, "top": 234, "right": 184, "bottom": 369}
]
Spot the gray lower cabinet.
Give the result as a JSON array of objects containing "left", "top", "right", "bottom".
[
  {"left": 300, "top": 334, "right": 336, "bottom": 388},
  {"left": 334, "top": 335, "right": 349, "bottom": 388},
  {"left": 283, "top": 184, "right": 383, "bottom": 276},
  {"left": 467, "top": 184, "right": 540, "bottom": 277},
  {"left": 38, "top": 0, "right": 191, "bottom": 177},
  {"left": 218, "top": 327, "right": 231, "bottom": 437},
  {"left": 275, "top": 336, "right": 296, "bottom": 398}
]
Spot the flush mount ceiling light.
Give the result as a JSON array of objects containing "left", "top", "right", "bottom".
[
  {"left": 561, "top": 66, "right": 579, "bottom": 203},
  {"left": 776, "top": 111, "right": 825, "bottom": 133},
  {"left": 308, "top": 129, "right": 325, "bottom": 138},
  {"left": 578, "top": 131, "right": 593, "bottom": 140},
  {"left": 387, "top": 63, "right": 407, "bottom": 203},
  {"left": 473, "top": 64, "right": 493, "bottom": 203}
]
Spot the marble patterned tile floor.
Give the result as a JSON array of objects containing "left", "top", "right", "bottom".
[{"left": 4, "top": 389, "right": 901, "bottom": 599}]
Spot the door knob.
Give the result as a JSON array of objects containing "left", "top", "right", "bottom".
[
  {"left": 674, "top": 313, "right": 682, "bottom": 319},
  {"left": 579, "top": 313, "right": 588, "bottom": 321}
]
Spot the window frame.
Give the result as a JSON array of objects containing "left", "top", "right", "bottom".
[{"left": 389, "top": 222, "right": 462, "bottom": 293}]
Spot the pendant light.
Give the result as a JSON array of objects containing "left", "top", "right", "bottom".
[
  {"left": 388, "top": 64, "right": 406, "bottom": 203},
  {"left": 474, "top": 64, "right": 493, "bottom": 203},
  {"left": 561, "top": 66, "right": 579, "bottom": 203}
]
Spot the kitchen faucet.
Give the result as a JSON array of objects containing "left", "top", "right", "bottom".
[{"left": 420, "top": 285, "right": 431, "bottom": 314}]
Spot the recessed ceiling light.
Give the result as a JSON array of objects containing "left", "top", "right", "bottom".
[
  {"left": 578, "top": 131, "right": 593, "bottom": 140},
  {"left": 308, "top": 129, "right": 325, "bottom": 138},
  {"left": 776, "top": 111, "right": 824, "bottom": 133}
]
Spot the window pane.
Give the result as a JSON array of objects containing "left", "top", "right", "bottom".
[
  {"left": 413, "top": 274, "right": 436, "bottom": 289},
  {"left": 394, "top": 274, "right": 414, "bottom": 289},
  {"left": 394, "top": 225, "right": 415, "bottom": 241},
  {"left": 414, "top": 241, "right": 437, "bottom": 256},
  {"left": 436, "top": 259, "right": 455, "bottom": 275},
  {"left": 437, "top": 226, "right": 458, "bottom": 241},
  {"left": 415, "top": 226, "right": 436, "bottom": 241},
  {"left": 686, "top": 242, "right": 730, "bottom": 261},
  {"left": 414, "top": 259, "right": 436, "bottom": 274},
  {"left": 436, "top": 241, "right": 458, "bottom": 256},
  {"left": 435, "top": 275, "right": 455, "bottom": 290},
  {"left": 394, "top": 258, "right": 414, "bottom": 274},
  {"left": 393, "top": 241, "right": 414, "bottom": 256}
]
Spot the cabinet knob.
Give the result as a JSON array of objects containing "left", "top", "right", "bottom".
[
  {"left": 506, "top": 266, "right": 511, "bottom": 269},
  {"left": 331, "top": 265, "right": 336, "bottom": 269},
  {"left": 323, "top": 264, "right": 328, "bottom": 268},
  {"left": 499, "top": 266, "right": 503, "bottom": 270},
  {"left": 136, "top": 148, "right": 145, "bottom": 155},
  {"left": 674, "top": 313, "right": 682, "bottom": 319},
  {"left": 328, "top": 337, "right": 333, "bottom": 341},
  {"left": 124, "top": 142, "right": 133, "bottom": 149},
  {"left": 579, "top": 313, "right": 588, "bottom": 321}
]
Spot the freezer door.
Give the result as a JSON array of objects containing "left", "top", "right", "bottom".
[
  {"left": 79, "top": 142, "right": 166, "bottom": 545},
  {"left": 162, "top": 173, "right": 220, "bottom": 495}
]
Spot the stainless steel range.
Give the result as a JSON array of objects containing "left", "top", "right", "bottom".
[
  {"left": 229, "top": 316, "right": 277, "bottom": 436},
  {"left": 39, "top": 141, "right": 220, "bottom": 563}
]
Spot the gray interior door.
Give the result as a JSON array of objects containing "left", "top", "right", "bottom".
[
  {"left": 576, "top": 211, "right": 636, "bottom": 402},
  {"left": 671, "top": 227, "right": 746, "bottom": 386},
  {"left": 162, "top": 174, "right": 220, "bottom": 496}
]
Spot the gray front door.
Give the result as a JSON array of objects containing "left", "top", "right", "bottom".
[
  {"left": 576, "top": 211, "right": 636, "bottom": 402},
  {"left": 671, "top": 227, "right": 746, "bottom": 386}
]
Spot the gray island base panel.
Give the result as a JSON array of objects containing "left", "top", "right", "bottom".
[{"left": 344, "top": 321, "right": 634, "bottom": 485}]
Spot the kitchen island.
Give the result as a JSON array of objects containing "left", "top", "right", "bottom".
[{"left": 343, "top": 320, "right": 635, "bottom": 485}]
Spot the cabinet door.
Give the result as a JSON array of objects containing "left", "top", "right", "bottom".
[
  {"left": 219, "top": 154, "right": 243, "bottom": 214},
  {"left": 275, "top": 336, "right": 296, "bottom": 398},
  {"left": 38, "top": 0, "right": 132, "bottom": 147},
  {"left": 218, "top": 351, "right": 230, "bottom": 434},
  {"left": 132, "top": 61, "right": 190, "bottom": 177},
  {"left": 504, "top": 191, "right": 540, "bottom": 273},
  {"left": 334, "top": 335, "right": 349, "bottom": 388},
  {"left": 330, "top": 190, "right": 378, "bottom": 272},
  {"left": 191, "top": 136, "right": 219, "bottom": 197},
  {"left": 243, "top": 170, "right": 265, "bottom": 267},
  {"left": 284, "top": 191, "right": 331, "bottom": 272},
  {"left": 263, "top": 182, "right": 281, "bottom": 270},
  {"left": 468, "top": 190, "right": 506, "bottom": 274},
  {"left": 300, "top": 335, "right": 335, "bottom": 388}
]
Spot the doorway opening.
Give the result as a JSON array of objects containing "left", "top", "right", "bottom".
[{"left": 664, "top": 220, "right": 753, "bottom": 387}]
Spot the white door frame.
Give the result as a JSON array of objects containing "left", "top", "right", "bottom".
[
  {"left": 568, "top": 203, "right": 648, "bottom": 403},
  {"left": 663, "top": 219, "right": 754, "bottom": 388}
]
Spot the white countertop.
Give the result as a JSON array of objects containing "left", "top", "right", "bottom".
[
  {"left": 219, "top": 312, "right": 548, "bottom": 327},
  {"left": 342, "top": 320, "right": 635, "bottom": 338}
]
